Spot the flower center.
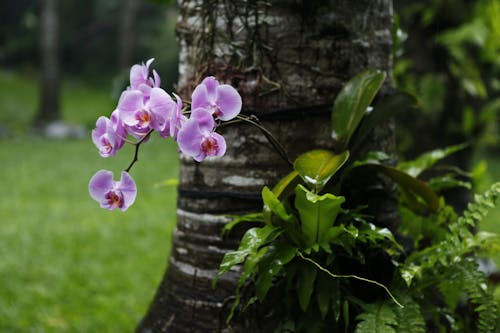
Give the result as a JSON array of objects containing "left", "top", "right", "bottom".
[
  {"left": 210, "top": 103, "right": 222, "bottom": 118},
  {"left": 201, "top": 136, "right": 219, "bottom": 156},
  {"left": 105, "top": 190, "right": 124, "bottom": 209},
  {"left": 100, "top": 136, "right": 112, "bottom": 154},
  {"left": 136, "top": 110, "right": 151, "bottom": 128}
]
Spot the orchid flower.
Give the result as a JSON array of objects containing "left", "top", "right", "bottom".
[
  {"left": 117, "top": 87, "right": 173, "bottom": 137},
  {"left": 177, "top": 108, "right": 226, "bottom": 162},
  {"left": 129, "top": 58, "right": 160, "bottom": 98},
  {"left": 91, "top": 110, "right": 126, "bottom": 157},
  {"left": 191, "top": 76, "right": 242, "bottom": 121},
  {"left": 89, "top": 170, "right": 137, "bottom": 211}
]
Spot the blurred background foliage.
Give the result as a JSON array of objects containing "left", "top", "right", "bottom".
[
  {"left": 0, "top": 0, "right": 498, "bottom": 332},
  {"left": 0, "top": 0, "right": 178, "bottom": 82},
  {"left": 394, "top": 0, "right": 500, "bottom": 156}
]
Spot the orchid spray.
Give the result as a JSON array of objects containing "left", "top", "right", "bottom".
[{"left": 89, "top": 59, "right": 247, "bottom": 211}]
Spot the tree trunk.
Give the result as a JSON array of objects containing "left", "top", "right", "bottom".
[
  {"left": 138, "top": 1, "right": 394, "bottom": 332},
  {"left": 36, "top": 0, "right": 60, "bottom": 124}
]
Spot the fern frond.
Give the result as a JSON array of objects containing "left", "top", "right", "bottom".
[
  {"left": 456, "top": 182, "right": 500, "bottom": 229},
  {"left": 355, "top": 303, "right": 397, "bottom": 333},
  {"left": 458, "top": 258, "right": 499, "bottom": 333},
  {"left": 393, "top": 295, "right": 426, "bottom": 333}
]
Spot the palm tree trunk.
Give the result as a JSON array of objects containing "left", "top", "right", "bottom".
[{"left": 138, "top": 1, "right": 394, "bottom": 332}]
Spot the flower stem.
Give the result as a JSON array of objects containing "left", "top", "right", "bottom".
[
  {"left": 231, "top": 114, "right": 293, "bottom": 167},
  {"left": 124, "top": 129, "right": 154, "bottom": 173}
]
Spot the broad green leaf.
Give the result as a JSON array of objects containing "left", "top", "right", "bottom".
[
  {"left": 262, "top": 186, "right": 296, "bottom": 225},
  {"left": 222, "top": 213, "right": 265, "bottom": 236},
  {"left": 297, "top": 261, "right": 317, "bottom": 312},
  {"left": 398, "top": 142, "right": 468, "bottom": 177},
  {"left": 272, "top": 170, "right": 302, "bottom": 200},
  {"left": 331, "top": 69, "right": 386, "bottom": 150},
  {"left": 295, "top": 184, "right": 345, "bottom": 247},
  {"left": 353, "top": 151, "right": 391, "bottom": 167},
  {"left": 351, "top": 92, "right": 418, "bottom": 152},
  {"left": 294, "top": 150, "right": 350, "bottom": 193},
  {"left": 255, "top": 243, "right": 297, "bottom": 301},
  {"left": 428, "top": 175, "right": 471, "bottom": 192},
  {"left": 213, "top": 225, "right": 278, "bottom": 287},
  {"left": 357, "top": 164, "right": 440, "bottom": 212}
]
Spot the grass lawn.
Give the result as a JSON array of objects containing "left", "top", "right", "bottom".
[{"left": 0, "top": 69, "right": 179, "bottom": 332}]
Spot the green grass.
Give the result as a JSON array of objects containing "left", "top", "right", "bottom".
[{"left": 0, "top": 69, "right": 179, "bottom": 332}]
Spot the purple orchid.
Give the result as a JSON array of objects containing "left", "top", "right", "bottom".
[
  {"left": 89, "top": 170, "right": 137, "bottom": 211},
  {"left": 92, "top": 110, "right": 126, "bottom": 157},
  {"left": 129, "top": 58, "right": 160, "bottom": 98},
  {"left": 177, "top": 108, "right": 226, "bottom": 162},
  {"left": 159, "top": 93, "right": 187, "bottom": 139},
  {"left": 191, "top": 76, "right": 242, "bottom": 121},
  {"left": 117, "top": 87, "right": 173, "bottom": 137}
]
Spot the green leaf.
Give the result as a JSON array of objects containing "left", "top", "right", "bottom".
[
  {"left": 355, "top": 303, "right": 397, "bottom": 333},
  {"left": 295, "top": 184, "right": 345, "bottom": 247},
  {"left": 255, "top": 242, "right": 297, "bottom": 301},
  {"left": 272, "top": 170, "right": 302, "bottom": 200},
  {"left": 399, "top": 263, "right": 421, "bottom": 287},
  {"left": 398, "top": 142, "right": 468, "bottom": 178},
  {"left": 222, "top": 213, "right": 265, "bottom": 236},
  {"left": 213, "top": 225, "right": 278, "bottom": 287},
  {"left": 294, "top": 150, "right": 350, "bottom": 193},
  {"left": 331, "top": 69, "right": 386, "bottom": 150},
  {"left": 297, "top": 261, "right": 317, "bottom": 312},
  {"left": 316, "top": 272, "right": 337, "bottom": 319},
  {"left": 262, "top": 186, "right": 296, "bottom": 225},
  {"left": 394, "top": 295, "right": 426, "bottom": 333},
  {"left": 357, "top": 164, "right": 440, "bottom": 212},
  {"left": 351, "top": 92, "right": 418, "bottom": 152}
]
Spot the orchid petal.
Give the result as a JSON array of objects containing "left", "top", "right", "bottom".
[
  {"left": 148, "top": 87, "right": 173, "bottom": 131},
  {"left": 191, "top": 108, "right": 215, "bottom": 134},
  {"left": 118, "top": 90, "right": 144, "bottom": 125},
  {"left": 216, "top": 84, "right": 242, "bottom": 121},
  {"left": 117, "top": 171, "right": 137, "bottom": 210},
  {"left": 202, "top": 76, "right": 218, "bottom": 101},
  {"left": 89, "top": 170, "right": 114, "bottom": 202},
  {"left": 177, "top": 119, "right": 204, "bottom": 157},
  {"left": 211, "top": 132, "right": 227, "bottom": 157},
  {"left": 191, "top": 84, "right": 209, "bottom": 111},
  {"left": 130, "top": 64, "right": 148, "bottom": 89}
]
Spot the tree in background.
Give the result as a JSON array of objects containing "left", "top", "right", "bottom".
[
  {"left": 36, "top": 0, "right": 60, "bottom": 124},
  {"left": 137, "top": 1, "right": 394, "bottom": 332}
]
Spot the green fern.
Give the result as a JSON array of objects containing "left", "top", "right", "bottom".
[
  {"left": 457, "top": 182, "right": 500, "bottom": 229},
  {"left": 458, "top": 258, "right": 499, "bottom": 333},
  {"left": 393, "top": 296, "right": 426, "bottom": 333},
  {"left": 355, "top": 303, "right": 397, "bottom": 333}
]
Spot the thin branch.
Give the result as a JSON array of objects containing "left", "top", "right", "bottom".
[
  {"left": 124, "top": 129, "right": 154, "bottom": 173},
  {"left": 235, "top": 114, "right": 293, "bottom": 167}
]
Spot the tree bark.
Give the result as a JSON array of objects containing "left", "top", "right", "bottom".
[
  {"left": 138, "top": 1, "right": 394, "bottom": 332},
  {"left": 36, "top": 0, "right": 60, "bottom": 124}
]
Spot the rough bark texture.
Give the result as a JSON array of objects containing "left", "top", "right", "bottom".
[
  {"left": 37, "top": 0, "right": 60, "bottom": 123},
  {"left": 138, "top": 1, "right": 394, "bottom": 332}
]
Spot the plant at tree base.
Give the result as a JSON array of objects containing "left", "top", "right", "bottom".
[{"left": 88, "top": 60, "right": 499, "bottom": 332}]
